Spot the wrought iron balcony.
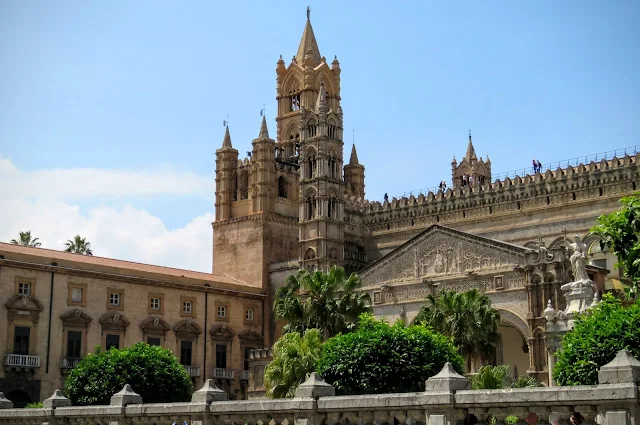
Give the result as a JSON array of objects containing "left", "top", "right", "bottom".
[
  {"left": 61, "top": 358, "right": 81, "bottom": 369},
  {"left": 4, "top": 354, "right": 40, "bottom": 368},
  {"left": 183, "top": 365, "right": 201, "bottom": 377},
  {"left": 212, "top": 368, "right": 235, "bottom": 379},
  {"left": 240, "top": 370, "right": 250, "bottom": 380}
]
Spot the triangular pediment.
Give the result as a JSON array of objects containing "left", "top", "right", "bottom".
[
  {"left": 5, "top": 295, "right": 44, "bottom": 312},
  {"left": 360, "top": 225, "right": 530, "bottom": 287}
]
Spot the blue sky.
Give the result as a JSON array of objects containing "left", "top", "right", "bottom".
[{"left": 0, "top": 0, "right": 638, "bottom": 271}]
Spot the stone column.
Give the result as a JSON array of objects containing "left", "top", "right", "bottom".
[{"left": 597, "top": 350, "right": 640, "bottom": 425}]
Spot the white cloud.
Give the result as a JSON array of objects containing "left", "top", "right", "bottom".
[
  {"left": 0, "top": 156, "right": 214, "bottom": 272},
  {"left": 0, "top": 155, "right": 211, "bottom": 201}
]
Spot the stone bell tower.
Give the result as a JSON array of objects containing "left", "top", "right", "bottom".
[{"left": 274, "top": 9, "right": 345, "bottom": 272}]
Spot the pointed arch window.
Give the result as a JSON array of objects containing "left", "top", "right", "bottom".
[
  {"left": 289, "top": 81, "right": 301, "bottom": 112},
  {"left": 327, "top": 196, "right": 338, "bottom": 219}
]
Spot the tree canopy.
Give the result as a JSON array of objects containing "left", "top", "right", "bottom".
[
  {"left": 10, "top": 231, "right": 41, "bottom": 247},
  {"left": 273, "top": 266, "right": 371, "bottom": 338},
  {"left": 65, "top": 235, "right": 93, "bottom": 255},
  {"left": 593, "top": 194, "right": 640, "bottom": 298},
  {"left": 412, "top": 289, "right": 500, "bottom": 372},
  {"left": 553, "top": 295, "right": 640, "bottom": 386},
  {"left": 64, "top": 343, "right": 192, "bottom": 405},
  {"left": 264, "top": 329, "right": 323, "bottom": 398},
  {"left": 317, "top": 314, "right": 464, "bottom": 395}
]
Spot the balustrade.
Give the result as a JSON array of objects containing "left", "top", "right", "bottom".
[
  {"left": 183, "top": 365, "right": 201, "bottom": 377},
  {"left": 1, "top": 351, "right": 639, "bottom": 425},
  {"left": 3, "top": 354, "right": 40, "bottom": 368},
  {"left": 212, "top": 367, "right": 235, "bottom": 379}
]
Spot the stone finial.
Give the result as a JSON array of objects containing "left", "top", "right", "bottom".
[
  {"left": 598, "top": 349, "right": 640, "bottom": 385},
  {"left": 191, "top": 379, "right": 228, "bottom": 403},
  {"left": 110, "top": 384, "right": 142, "bottom": 406},
  {"left": 425, "top": 362, "right": 470, "bottom": 392},
  {"left": 43, "top": 390, "right": 71, "bottom": 409},
  {"left": 543, "top": 299, "right": 556, "bottom": 323},
  {"left": 294, "top": 372, "right": 335, "bottom": 398},
  {"left": 0, "top": 392, "right": 13, "bottom": 409}
]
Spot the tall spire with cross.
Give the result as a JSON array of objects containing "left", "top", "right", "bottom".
[{"left": 296, "top": 7, "right": 321, "bottom": 66}]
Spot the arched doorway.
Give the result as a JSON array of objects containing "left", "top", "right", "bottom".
[
  {"left": 496, "top": 309, "right": 531, "bottom": 379},
  {"left": 7, "top": 390, "right": 32, "bottom": 408}
]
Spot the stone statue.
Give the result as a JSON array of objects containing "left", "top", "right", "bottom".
[
  {"left": 566, "top": 235, "right": 590, "bottom": 282},
  {"left": 307, "top": 6, "right": 310, "bottom": 20}
]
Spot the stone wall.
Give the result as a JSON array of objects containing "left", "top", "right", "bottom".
[
  {"left": 347, "top": 153, "right": 639, "bottom": 263},
  {"left": 3, "top": 350, "right": 638, "bottom": 425}
]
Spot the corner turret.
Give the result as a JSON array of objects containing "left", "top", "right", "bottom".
[
  {"left": 215, "top": 126, "right": 239, "bottom": 221},
  {"left": 344, "top": 144, "right": 365, "bottom": 199}
]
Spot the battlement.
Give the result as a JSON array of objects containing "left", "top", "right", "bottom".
[{"left": 344, "top": 152, "right": 639, "bottom": 232}]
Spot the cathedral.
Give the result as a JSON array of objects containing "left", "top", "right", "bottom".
[
  {"left": 213, "top": 10, "right": 634, "bottom": 386},
  {"left": 0, "top": 10, "right": 636, "bottom": 405}
]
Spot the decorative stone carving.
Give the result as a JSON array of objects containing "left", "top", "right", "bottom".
[
  {"left": 209, "top": 324, "right": 235, "bottom": 341},
  {"left": 60, "top": 309, "right": 92, "bottom": 327},
  {"left": 361, "top": 225, "right": 526, "bottom": 286},
  {"left": 173, "top": 320, "right": 202, "bottom": 339},
  {"left": 5, "top": 294, "right": 44, "bottom": 324},
  {"left": 238, "top": 327, "right": 262, "bottom": 342},
  {"left": 99, "top": 312, "right": 130, "bottom": 332},
  {"left": 140, "top": 316, "right": 170, "bottom": 333}
]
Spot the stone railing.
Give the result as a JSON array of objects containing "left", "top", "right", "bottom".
[
  {"left": 4, "top": 354, "right": 40, "bottom": 368},
  {"left": 1, "top": 350, "right": 639, "bottom": 425}
]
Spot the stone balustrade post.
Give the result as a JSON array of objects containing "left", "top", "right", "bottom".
[
  {"left": 596, "top": 350, "right": 640, "bottom": 425},
  {"left": 425, "top": 362, "right": 470, "bottom": 425},
  {"left": 295, "top": 372, "right": 335, "bottom": 425},
  {"left": 0, "top": 394, "right": 12, "bottom": 410}
]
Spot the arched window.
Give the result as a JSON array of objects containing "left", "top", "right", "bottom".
[
  {"left": 288, "top": 81, "right": 301, "bottom": 112},
  {"left": 327, "top": 196, "right": 338, "bottom": 219},
  {"left": 305, "top": 148, "right": 317, "bottom": 179},
  {"left": 306, "top": 195, "right": 316, "bottom": 220},
  {"left": 304, "top": 248, "right": 316, "bottom": 260},
  {"left": 278, "top": 176, "right": 288, "bottom": 199}
]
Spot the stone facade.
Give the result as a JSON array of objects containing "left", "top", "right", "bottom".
[
  {"left": 0, "top": 244, "right": 266, "bottom": 405},
  {"left": 1, "top": 350, "right": 639, "bottom": 425},
  {"left": 210, "top": 11, "right": 635, "bottom": 350}
]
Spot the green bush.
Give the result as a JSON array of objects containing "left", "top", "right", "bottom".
[
  {"left": 316, "top": 314, "right": 464, "bottom": 395},
  {"left": 471, "top": 365, "right": 540, "bottom": 389},
  {"left": 553, "top": 295, "right": 640, "bottom": 385},
  {"left": 64, "top": 343, "right": 193, "bottom": 405},
  {"left": 25, "top": 402, "right": 43, "bottom": 409}
]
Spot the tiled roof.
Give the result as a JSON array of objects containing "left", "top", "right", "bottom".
[{"left": 0, "top": 242, "right": 255, "bottom": 291}]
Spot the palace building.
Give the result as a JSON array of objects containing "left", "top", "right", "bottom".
[{"left": 0, "top": 11, "right": 635, "bottom": 404}]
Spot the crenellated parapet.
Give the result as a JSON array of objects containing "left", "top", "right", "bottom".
[{"left": 344, "top": 153, "right": 640, "bottom": 233}]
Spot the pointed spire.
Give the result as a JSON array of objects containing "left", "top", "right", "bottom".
[
  {"left": 349, "top": 144, "right": 360, "bottom": 165},
  {"left": 296, "top": 10, "right": 321, "bottom": 66},
  {"left": 315, "top": 80, "right": 328, "bottom": 113},
  {"left": 465, "top": 131, "right": 477, "bottom": 161},
  {"left": 222, "top": 126, "right": 232, "bottom": 148},
  {"left": 258, "top": 115, "right": 269, "bottom": 139}
]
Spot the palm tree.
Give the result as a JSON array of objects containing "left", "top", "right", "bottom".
[
  {"left": 65, "top": 235, "right": 93, "bottom": 255},
  {"left": 412, "top": 289, "right": 500, "bottom": 373},
  {"left": 264, "top": 328, "right": 323, "bottom": 398},
  {"left": 273, "top": 266, "right": 371, "bottom": 339},
  {"left": 10, "top": 231, "right": 41, "bottom": 247}
]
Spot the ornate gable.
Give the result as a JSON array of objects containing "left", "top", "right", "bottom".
[
  {"left": 209, "top": 324, "right": 235, "bottom": 341},
  {"left": 60, "top": 309, "right": 92, "bottom": 327},
  {"left": 173, "top": 320, "right": 202, "bottom": 340},
  {"left": 5, "top": 295, "right": 44, "bottom": 323},
  {"left": 238, "top": 327, "right": 262, "bottom": 342},
  {"left": 360, "top": 225, "right": 529, "bottom": 287},
  {"left": 99, "top": 312, "right": 130, "bottom": 332},
  {"left": 140, "top": 317, "right": 170, "bottom": 334}
]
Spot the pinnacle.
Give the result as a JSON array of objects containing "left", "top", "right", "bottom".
[
  {"left": 315, "top": 80, "right": 328, "bottom": 113},
  {"left": 296, "top": 18, "right": 321, "bottom": 66},
  {"left": 258, "top": 115, "right": 269, "bottom": 139},
  {"left": 465, "top": 134, "right": 477, "bottom": 161},
  {"left": 222, "top": 126, "right": 232, "bottom": 149},
  {"left": 349, "top": 144, "right": 360, "bottom": 165}
]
